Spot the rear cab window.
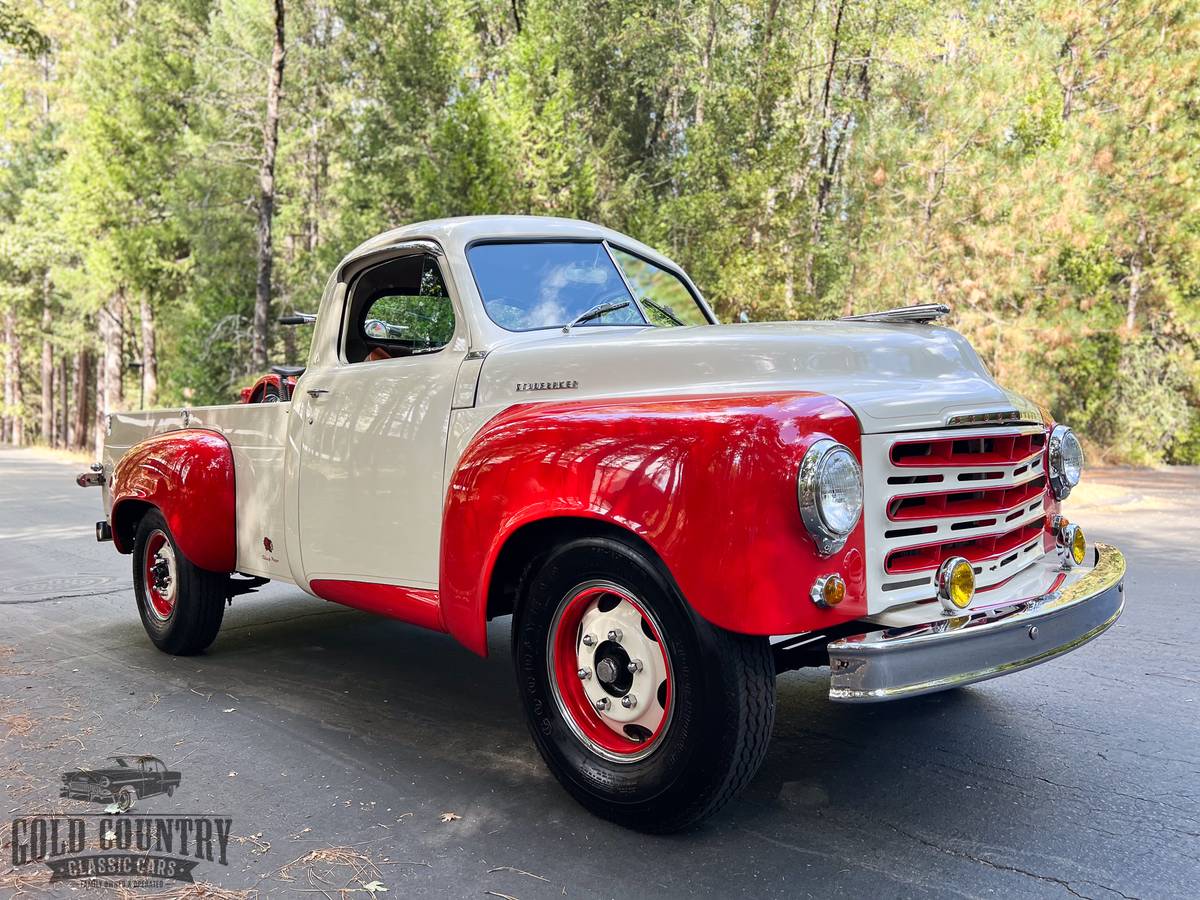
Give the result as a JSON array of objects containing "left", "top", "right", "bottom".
[{"left": 343, "top": 253, "right": 456, "bottom": 363}]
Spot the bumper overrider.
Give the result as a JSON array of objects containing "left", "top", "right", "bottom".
[{"left": 828, "top": 543, "right": 1126, "bottom": 702}]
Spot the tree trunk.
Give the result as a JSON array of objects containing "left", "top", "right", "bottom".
[
  {"left": 7, "top": 311, "right": 24, "bottom": 446},
  {"left": 97, "top": 291, "right": 125, "bottom": 456},
  {"left": 282, "top": 233, "right": 297, "bottom": 365},
  {"left": 2, "top": 311, "right": 13, "bottom": 444},
  {"left": 56, "top": 354, "right": 68, "bottom": 447},
  {"left": 70, "top": 350, "right": 89, "bottom": 451},
  {"left": 1126, "top": 221, "right": 1146, "bottom": 332},
  {"left": 695, "top": 0, "right": 719, "bottom": 127},
  {"left": 41, "top": 289, "right": 53, "bottom": 443},
  {"left": 253, "top": 0, "right": 287, "bottom": 373},
  {"left": 139, "top": 294, "right": 158, "bottom": 408}
]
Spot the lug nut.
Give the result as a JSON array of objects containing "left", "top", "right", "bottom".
[
  {"left": 594, "top": 697, "right": 610, "bottom": 712},
  {"left": 627, "top": 659, "right": 643, "bottom": 673},
  {"left": 620, "top": 695, "right": 637, "bottom": 709},
  {"left": 581, "top": 633, "right": 596, "bottom": 647},
  {"left": 607, "top": 628, "right": 623, "bottom": 643},
  {"left": 577, "top": 666, "right": 591, "bottom": 680}
]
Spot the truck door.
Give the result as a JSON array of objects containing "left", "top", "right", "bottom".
[{"left": 295, "top": 250, "right": 465, "bottom": 592}]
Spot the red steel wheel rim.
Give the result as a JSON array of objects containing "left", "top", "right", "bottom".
[
  {"left": 143, "top": 530, "right": 176, "bottom": 620},
  {"left": 548, "top": 582, "right": 674, "bottom": 763}
]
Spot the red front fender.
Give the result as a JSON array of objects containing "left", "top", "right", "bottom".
[
  {"left": 440, "top": 392, "right": 866, "bottom": 656},
  {"left": 109, "top": 430, "right": 237, "bottom": 573}
]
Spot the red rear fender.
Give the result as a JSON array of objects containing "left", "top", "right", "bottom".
[
  {"left": 109, "top": 429, "right": 237, "bottom": 573},
  {"left": 440, "top": 392, "right": 866, "bottom": 656}
]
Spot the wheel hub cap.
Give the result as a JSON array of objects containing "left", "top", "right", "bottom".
[
  {"left": 549, "top": 581, "right": 674, "bottom": 763},
  {"left": 143, "top": 530, "right": 178, "bottom": 621}
]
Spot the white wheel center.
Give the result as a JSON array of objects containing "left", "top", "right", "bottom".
[
  {"left": 576, "top": 598, "right": 667, "bottom": 737},
  {"left": 160, "top": 546, "right": 177, "bottom": 602}
]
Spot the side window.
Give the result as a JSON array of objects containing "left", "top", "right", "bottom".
[
  {"left": 346, "top": 254, "right": 455, "bottom": 363},
  {"left": 610, "top": 247, "right": 709, "bottom": 326}
]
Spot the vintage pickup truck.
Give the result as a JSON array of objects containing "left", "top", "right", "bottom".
[{"left": 81, "top": 216, "right": 1126, "bottom": 832}]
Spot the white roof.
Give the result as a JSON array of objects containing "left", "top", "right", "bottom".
[{"left": 340, "top": 215, "right": 678, "bottom": 272}]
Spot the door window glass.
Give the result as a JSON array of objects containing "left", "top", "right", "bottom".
[{"left": 609, "top": 247, "right": 709, "bottom": 326}]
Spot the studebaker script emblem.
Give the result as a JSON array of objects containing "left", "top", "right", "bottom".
[{"left": 515, "top": 380, "right": 579, "bottom": 392}]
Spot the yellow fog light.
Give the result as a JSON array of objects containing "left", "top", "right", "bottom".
[
  {"left": 937, "top": 556, "right": 975, "bottom": 613},
  {"left": 1059, "top": 523, "right": 1087, "bottom": 568},
  {"left": 810, "top": 574, "right": 847, "bottom": 609}
]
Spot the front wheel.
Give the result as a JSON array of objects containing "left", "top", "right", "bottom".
[
  {"left": 116, "top": 786, "right": 137, "bottom": 812},
  {"left": 133, "top": 510, "right": 227, "bottom": 655},
  {"left": 514, "top": 536, "right": 776, "bottom": 832}
]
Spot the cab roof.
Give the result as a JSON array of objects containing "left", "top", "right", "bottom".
[{"left": 339, "top": 215, "right": 677, "bottom": 273}]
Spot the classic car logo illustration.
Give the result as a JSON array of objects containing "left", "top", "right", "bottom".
[
  {"left": 60, "top": 754, "right": 181, "bottom": 812},
  {"left": 10, "top": 755, "right": 232, "bottom": 888}
]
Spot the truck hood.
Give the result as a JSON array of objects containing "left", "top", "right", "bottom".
[{"left": 476, "top": 321, "right": 1040, "bottom": 434}]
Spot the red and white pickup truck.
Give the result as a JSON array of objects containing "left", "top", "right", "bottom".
[{"left": 82, "top": 216, "right": 1126, "bottom": 832}]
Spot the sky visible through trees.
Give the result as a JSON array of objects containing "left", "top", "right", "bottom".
[{"left": 1, "top": 0, "right": 1198, "bottom": 462}]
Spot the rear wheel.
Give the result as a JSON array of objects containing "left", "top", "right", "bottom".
[
  {"left": 133, "top": 510, "right": 227, "bottom": 655},
  {"left": 513, "top": 536, "right": 776, "bottom": 832}
]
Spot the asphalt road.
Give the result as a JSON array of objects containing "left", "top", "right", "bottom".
[{"left": 0, "top": 449, "right": 1196, "bottom": 899}]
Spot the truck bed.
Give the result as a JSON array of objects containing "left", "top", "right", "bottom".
[{"left": 103, "top": 403, "right": 295, "bottom": 582}]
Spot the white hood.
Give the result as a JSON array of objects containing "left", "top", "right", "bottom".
[{"left": 476, "top": 321, "right": 1040, "bottom": 434}]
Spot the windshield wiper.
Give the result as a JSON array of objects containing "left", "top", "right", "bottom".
[
  {"left": 562, "top": 299, "right": 632, "bottom": 334},
  {"left": 641, "top": 297, "right": 685, "bottom": 326}
]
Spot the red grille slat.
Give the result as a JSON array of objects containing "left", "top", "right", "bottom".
[
  {"left": 888, "top": 476, "right": 1047, "bottom": 521},
  {"left": 890, "top": 431, "right": 1046, "bottom": 468},
  {"left": 885, "top": 521, "right": 1044, "bottom": 574},
  {"left": 886, "top": 521, "right": 1044, "bottom": 574}
]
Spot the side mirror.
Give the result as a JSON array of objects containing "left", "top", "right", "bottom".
[{"left": 278, "top": 313, "right": 317, "bottom": 325}]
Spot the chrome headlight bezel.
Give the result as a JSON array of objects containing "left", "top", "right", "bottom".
[
  {"left": 797, "top": 439, "right": 864, "bottom": 556},
  {"left": 1048, "top": 425, "right": 1083, "bottom": 500}
]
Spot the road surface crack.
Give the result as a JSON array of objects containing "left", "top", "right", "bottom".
[
  {"left": 879, "top": 820, "right": 1140, "bottom": 900},
  {"left": 0, "top": 586, "right": 130, "bottom": 605}
]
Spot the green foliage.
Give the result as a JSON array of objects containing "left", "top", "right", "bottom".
[
  {"left": 1012, "top": 80, "right": 1065, "bottom": 155},
  {"left": 0, "top": 1, "right": 50, "bottom": 56},
  {"left": 1056, "top": 243, "right": 1125, "bottom": 299}
]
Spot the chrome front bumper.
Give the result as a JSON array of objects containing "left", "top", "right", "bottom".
[{"left": 828, "top": 543, "right": 1126, "bottom": 702}]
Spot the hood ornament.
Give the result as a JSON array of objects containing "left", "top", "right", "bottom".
[{"left": 841, "top": 303, "right": 950, "bottom": 324}]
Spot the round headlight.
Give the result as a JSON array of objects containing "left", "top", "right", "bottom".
[
  {"left": 798, "top": 440, "right": 864, "bottom": 555},
  {"left": 1048, "top": 425, "right": 1084, "bottom": 499}
]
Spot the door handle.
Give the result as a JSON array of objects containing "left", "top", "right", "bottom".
[{"left": 307, "top": 389, "right": 331, "bottom": 399}]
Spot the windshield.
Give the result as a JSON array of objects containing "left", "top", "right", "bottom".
[
  {"left": 106, "top": 757, "right": 132, "bottom": 767},
  {"left": 467, "top": 241, "right": 709, "bottom": 332}
]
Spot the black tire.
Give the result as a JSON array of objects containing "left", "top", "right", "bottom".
[
  {"left": 132, "top": 509, "right": 227, "bottom": 655},
  {"left": 513, "top": 536, "right": 776, "bottom": 833},
  {"left": 117, "top": 786, "right": 137, "bottom": 812},
  {"left": 262, "top": 384, "right": 281, "bottom": 403}
]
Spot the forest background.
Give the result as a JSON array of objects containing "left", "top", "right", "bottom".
[{"left": 1, "top": 0, "right": 1198, "bottom": 462}]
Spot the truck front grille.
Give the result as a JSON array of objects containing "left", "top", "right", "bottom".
[{"left": 861, "top": 423, "right": 1052, "bottom": 612}]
